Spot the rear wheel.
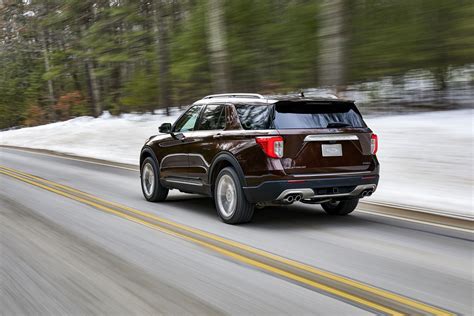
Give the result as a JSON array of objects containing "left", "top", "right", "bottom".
[
  {"left": 214, "top": 167, "right": 254, "bottom": 224},
  {"left": 322, "top": 198, "right": 359, "bottom": 216},
  {"left": 141, "top": 157, "right": 168, "bottom": 202}
]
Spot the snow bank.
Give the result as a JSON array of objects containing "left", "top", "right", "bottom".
[
  {"left": 365, "top": 110, "right": 473, "bottom": 217},
  {"left": 1, "top": 109, "right": 472, "bottom": 217},
  {"left": 0, "top": 110, "right": 181, "bottom": 165}
]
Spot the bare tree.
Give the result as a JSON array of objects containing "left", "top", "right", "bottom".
[
  {"left": 317, "top": 0, "right": 349, "bottom": 96},
  {"left": 40, "top": 30, "right": 55, "bottom": 113},
  {"left": 81, "top": 22, "right": 102, "bottom": 117},
  {"left": 153, "top": 0, "right": 171, "bottom": 115},
  {"left": 80, "top": 2, "right": 102, "bottom": 117},
  {"left": 207, "top": 0, "right": 229, "bottom": 93}
]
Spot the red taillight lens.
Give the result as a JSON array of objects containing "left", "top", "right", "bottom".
[
  {"left": 371, "top": 134, "right": 378, "bottom": 155},
  {"left": 256, "top": 136, "right": 284, "bottom": 158}
]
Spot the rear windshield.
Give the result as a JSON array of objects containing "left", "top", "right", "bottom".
[
  {"left": 273, "top": 102, "right": 366, "bottom": 129},
  {"left": 234, "top": 102, "right": 366, "bottom": 130}
]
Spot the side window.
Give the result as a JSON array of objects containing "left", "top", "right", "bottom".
[
  {"left": 234, "top": 104, "right": 272, "bottom": 130},
  {"left": 173, "top": 105, "right": 203, "bottom": 132},
  {"left": 197, "top": 104, "right": 226, "bottom": 130}
]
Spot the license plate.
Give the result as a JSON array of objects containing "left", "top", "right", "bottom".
[{"left": 322, "top": 144, "right": 342, "bottom": 157}]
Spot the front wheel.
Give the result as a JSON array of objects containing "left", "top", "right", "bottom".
[
  {"left": 322, "top": 198, "right": 359, "bottom": 216},
  {"left": 141, "top": 157, "right": 168, "bottom": 202},
  {"left": 214, "top": 167, "right": 254, "bottom": 224}
]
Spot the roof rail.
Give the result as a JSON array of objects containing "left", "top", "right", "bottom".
[{"left": 202, "top": 93, "right": 265, "bottom": 100}]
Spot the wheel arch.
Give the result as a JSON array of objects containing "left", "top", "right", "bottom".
[
  {"left": 140, "top": 146, "right": 158, "bottom": 169},
  {"left": 209, "top": 152, "right": 247, "bottom": 195}
]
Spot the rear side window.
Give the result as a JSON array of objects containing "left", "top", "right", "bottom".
[
  {"left": 197, "top": 104, "right": 225, "bottom": 130},
  {"left": 274, "top": 102, "right": 366, "bottom": 129},
  {"left": 234, "top": 104, "right": 271, "bottom": 130}
]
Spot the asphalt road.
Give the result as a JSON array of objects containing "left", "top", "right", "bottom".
[{"left": 1, "top": 147, "right": 472, "bottom": 315}]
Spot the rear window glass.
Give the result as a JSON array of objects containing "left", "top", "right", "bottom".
[
  {"left": 197, "top": 104, "right": 225, "bottom": 130},
  {"left": 234, "top": 104, "right": 271, "bottom": 130},
  {"left": 274, "top": 102, "right": 366, "bottom": 129}
]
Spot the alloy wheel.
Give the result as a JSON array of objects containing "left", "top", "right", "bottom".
[
  {"left": 142, "top": 162, "right": 155, "bottom": 197},
  {"left": 216, "top": 174, "right": 237, "bottom": 217}
]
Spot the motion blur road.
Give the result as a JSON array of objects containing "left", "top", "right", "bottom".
[{"left": 1, "top": 147, "right": 472, "bottom": 315}]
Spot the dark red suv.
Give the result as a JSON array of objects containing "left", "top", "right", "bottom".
[{"left": 140, "top": 93, "right": 379, "bottom": 224}]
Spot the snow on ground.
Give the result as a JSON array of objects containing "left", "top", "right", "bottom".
[
  {"left": 0, "top": 110, "right": 181, "bottom": 165},
  {"left": 1, "top": 109, "right": 472, "bottom": 217},
  {"left": 364, "top": 110, "right": 473, "bottom": 217}
]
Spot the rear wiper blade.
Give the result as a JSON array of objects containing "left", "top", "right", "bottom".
[{"left": 327, "top": 122, "right": 351, "bottom": 128}]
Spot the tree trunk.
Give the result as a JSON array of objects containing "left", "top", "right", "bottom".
[
  {"left": 40, "top": 30, "right": 56, "bottom": 120},
  {"left": 80, "top": 19, "right": 101, "bottom": 117},
  {"left": 153, "top": 0, "right": 171, "bottom": 115},
  {"left": 84, "top": 54, "right": 101, "bottom": 117},
  {"left": 207, "top": 0, "right": 230, "bottom": 93},
  {"left": 317, "top": 0, "right": 349, "bottom": 96},
  {"left": 71, "top": 70, "right": 82, "bottom": 92},
  {"left": 79, "top": 3, "right": 102, "bottom": 118},
  {"left": 434, "top": 67, "right": 448, "bottom": 106}
]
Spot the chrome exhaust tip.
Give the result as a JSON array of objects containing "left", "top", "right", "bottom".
[
  {"left": 294, "top": 194, "right": 302, "bottom": 202},
  {"left": 283, "top": 194, "right": 295, "bottom": 203}
]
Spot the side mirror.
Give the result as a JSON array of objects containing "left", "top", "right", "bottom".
[{"left": 159, "top": 123, "right": 172, "bottom": 133}]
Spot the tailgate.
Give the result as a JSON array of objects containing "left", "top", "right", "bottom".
[
  {"left": 279, "top": 129, "right": 372, "bottom": 175},
  {"left": 273, "top": 100, "right": 373, "bottom": 175}
]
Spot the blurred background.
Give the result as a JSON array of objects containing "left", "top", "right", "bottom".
[
  {"left": 1, "top": 2, "right": 472, "bottom": 314},
  {"left": 0, "top": 0, "right": 472, "bottom": 215},
  {"left": 0, "top": 0, "right": 473, "bottom": 128}
]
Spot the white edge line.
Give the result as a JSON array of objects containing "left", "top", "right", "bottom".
[
  {"left": 1, "top": 147, "right": 139, "bottom": 171},
  {"left": 4, "top": 146, "right": 473, "bottom": 233},
  {"left": 356, "top": 209, "right": 473, "bottom": 234},
  {"left": 361, "top": 201, "right": 473, "bottom": 221}
]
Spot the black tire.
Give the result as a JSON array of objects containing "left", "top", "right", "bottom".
[
  {"left": 140, "top": 157, "right": 168, "bottom": 202},
  {"left": 322, "top": 198, "right": 359, "bottom": 216},
  {"left": 214, "top": 167, "right": 254, "bottom": 224}
]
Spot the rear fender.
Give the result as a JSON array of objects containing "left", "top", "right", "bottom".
[{"left": 209, "top": 152, "right": 247, "bottom": 190}]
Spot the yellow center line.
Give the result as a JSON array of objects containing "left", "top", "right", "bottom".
[
  {"left": 4, "top": 145, "right": 471, "bottom": 234},
  {"left": 0, "top": 168, "right": 400, "bottom": 315},
  {"left": 0, "top": 166, "right": 454, "bottom": 316}
]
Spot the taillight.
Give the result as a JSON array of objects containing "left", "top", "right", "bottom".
[
  {"left": 371, "top": 134, "right": 378, "bottom": 155},
  {"left": 256, "top": 136, "right": 284, "bottom": 158}
]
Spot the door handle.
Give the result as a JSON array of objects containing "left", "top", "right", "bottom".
[{"left": 213, "top": 133, "right": 223, "bottom": 139}]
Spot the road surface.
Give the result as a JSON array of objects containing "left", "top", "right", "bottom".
[{"left": 1, "top": 147, "right": 472, "bottom": 315}]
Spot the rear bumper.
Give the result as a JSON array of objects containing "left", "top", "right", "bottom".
[{"left": 242, "top": 174, "right": 379, "bottom": 203}]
